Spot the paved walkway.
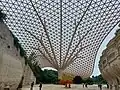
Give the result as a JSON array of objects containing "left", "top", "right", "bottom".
[{"left": 21, "top": 84, "right": 109, "bottom": 90}]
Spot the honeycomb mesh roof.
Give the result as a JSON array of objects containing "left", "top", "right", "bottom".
[{"left": 0, "top": 0, "right": 120, "bottom": 78}]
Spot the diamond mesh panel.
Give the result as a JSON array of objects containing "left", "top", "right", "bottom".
[{"left": 0, "top": 0, "right": 120, "bottom": 78}]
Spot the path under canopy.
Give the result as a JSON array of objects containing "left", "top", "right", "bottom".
[{"left": 22, "top": 84, "right": 109, "bottom": 90}]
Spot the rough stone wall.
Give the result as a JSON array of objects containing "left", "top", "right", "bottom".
[
  {"left": 0, "top": 22, "right": 24, "bottom": 89},
  {"left": 99, "top": 32, "right": 120, "bottom": 89},
  {"left": 23, "top": 64, "right": 36, "bottom": 86},
  {"left": 0, "top": 22, "right": 36, "bottom": 89}
]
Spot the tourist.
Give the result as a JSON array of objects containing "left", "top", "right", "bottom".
[
  {"left": 68, "top": 84, "right": 71, "bottom": 88},
  {"left": 39, "top": 82, "right": 42, "bottom": 90},
  {"left": 107, "top": 83, "right": 109, "bottom": 89},
  {"left": 30, "top": 82, "right": 34, "bottom": 90},
  {"left": 99, "top": 84, "right": 102, "bottom": 90},
  {"left": 65, "top": 83, "right": 67, "bottom": 88},
  {"left": 82, "top": 83, "right": 84, "bottom": 88},
  {"left": 98, "top": 84, "right": 100, "bottom": 88},
  {"left": 110, "top": 85, "right": 112, "bottom": 90},
  {"left": 85, "top": 83, "right": 88, "bottom": 88}
]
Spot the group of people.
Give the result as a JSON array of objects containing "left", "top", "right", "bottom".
[
  {"left": 98, "top": 83, "right": 109, "bottom": 90},
  {"left": 98, "top": 84, "right": 102, "bottom": 90},
  {"left": 65, "top": 83, "right": 71, "bottom": 88},
  {"left": 83, "top": 83, "right": 110, "bottom": 90},
  {"left": 82, "top": 83, "right": 88, "bottom": 88},
  {"left": 30, "top": 82, "right": 42, "bottom": 90},
  {"left": 30, "top": 81, "right": 110, "bottom": 90}
]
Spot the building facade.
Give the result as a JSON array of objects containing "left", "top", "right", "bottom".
[{"left": 99, "top": 30, "right": 120, "bottom": 90}]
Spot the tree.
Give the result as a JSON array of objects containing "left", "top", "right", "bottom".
[
  {"left": 91, "top": 74, "right": 107, "bottom": 84},
  {"left": 27, "top": 52, "right": 42, "bottom": 83},
  {"left": 27, "top": 52, "right": 58, "bottom": 84},
  {"left": 42, "top": 69, "right": 58, "bottom": 84},
  {"left": 73, "top": 76, "right": 83, "bottom": 84},
  {"left": 84, "top": 77, "right": 94, "bottom": 85}
]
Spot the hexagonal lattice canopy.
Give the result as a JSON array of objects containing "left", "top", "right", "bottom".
[{"left": 0, "top": 0, "right": 120, "bottom": 78}]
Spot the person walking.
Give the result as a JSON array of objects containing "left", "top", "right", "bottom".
[
  {"left": 82, "top": 83, "right": 84, "bottom": 88},
  {"left": 39, "top": 82, "right": 42, "bottom": 90},
  {"left": 107, "top": 83, "right": 109, "bottom": 89},
  {"left": 85, "top": 83, "right": 88, "bottom": 88},
  {"left": 99, "top": 84, "right": 102, "bottom": 90},
  {"left": 68, "top": 84, "right": 71, "bottom": 88},
  {"left": 30, "top": 82, "right": 34, "bottom": 90}
]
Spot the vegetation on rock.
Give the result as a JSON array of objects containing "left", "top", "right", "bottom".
[
  {"left": 0, "top": 9, "right": 26, "bottom": 58},
  {"left": 9, "top": 31, "right": 26, "bottom": 58},
  {"left": 0, "top": 9, "right": 6, "bottom": 22},
  {"left": 27, "top": 52, "right": 58, "bottom": 84},
  {"left": 115, "top": 24, "right": 120, "bottom": 36}
]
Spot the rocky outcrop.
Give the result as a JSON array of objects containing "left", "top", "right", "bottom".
[
  {"left": 99, "top": 29, "right": 120, "bottom": 90},
  {"left": 23, "top": 64, "right": 36, "bottom": 86},
  {"left": 0, "top": 22, "right": 35, "bottom": 90}
]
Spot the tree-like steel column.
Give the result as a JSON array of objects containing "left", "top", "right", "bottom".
[
  {"left": 62, "top": 0, "right": 93, "bottom": 68},
  {"left": 29, "top": 0, "right": 59, "bottom": 69},
  {"left": 63, "top": 28, "right": 91, "bottom": 68},
  {"left": 65, "top": 44, "right": 90, "bottom": 68},
  {"left": 60, "top": 0, "right": 63, "bottom": 69},
  {"left": 24, "top": 29, "right": 57, "bottom": 68}
]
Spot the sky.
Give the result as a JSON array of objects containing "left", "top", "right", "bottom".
[{"left": 91, "top": 25, "right": 118, "bottom": 76}]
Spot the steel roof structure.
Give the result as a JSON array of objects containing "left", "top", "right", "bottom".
[{"left": 0, "top": 0, "right": 120, "bottom": 78}]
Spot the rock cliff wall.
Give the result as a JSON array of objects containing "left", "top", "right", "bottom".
[{"left": 0, "top": 22, "right": 35, "bottom": 89}]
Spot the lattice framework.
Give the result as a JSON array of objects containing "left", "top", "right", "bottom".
[{"left": 0, "top": 0, "right": 120, "bottom": 78}]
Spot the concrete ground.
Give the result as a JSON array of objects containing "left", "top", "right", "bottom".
[{"left": 22, "top": 84, "right": 109, "bottom": 90}]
